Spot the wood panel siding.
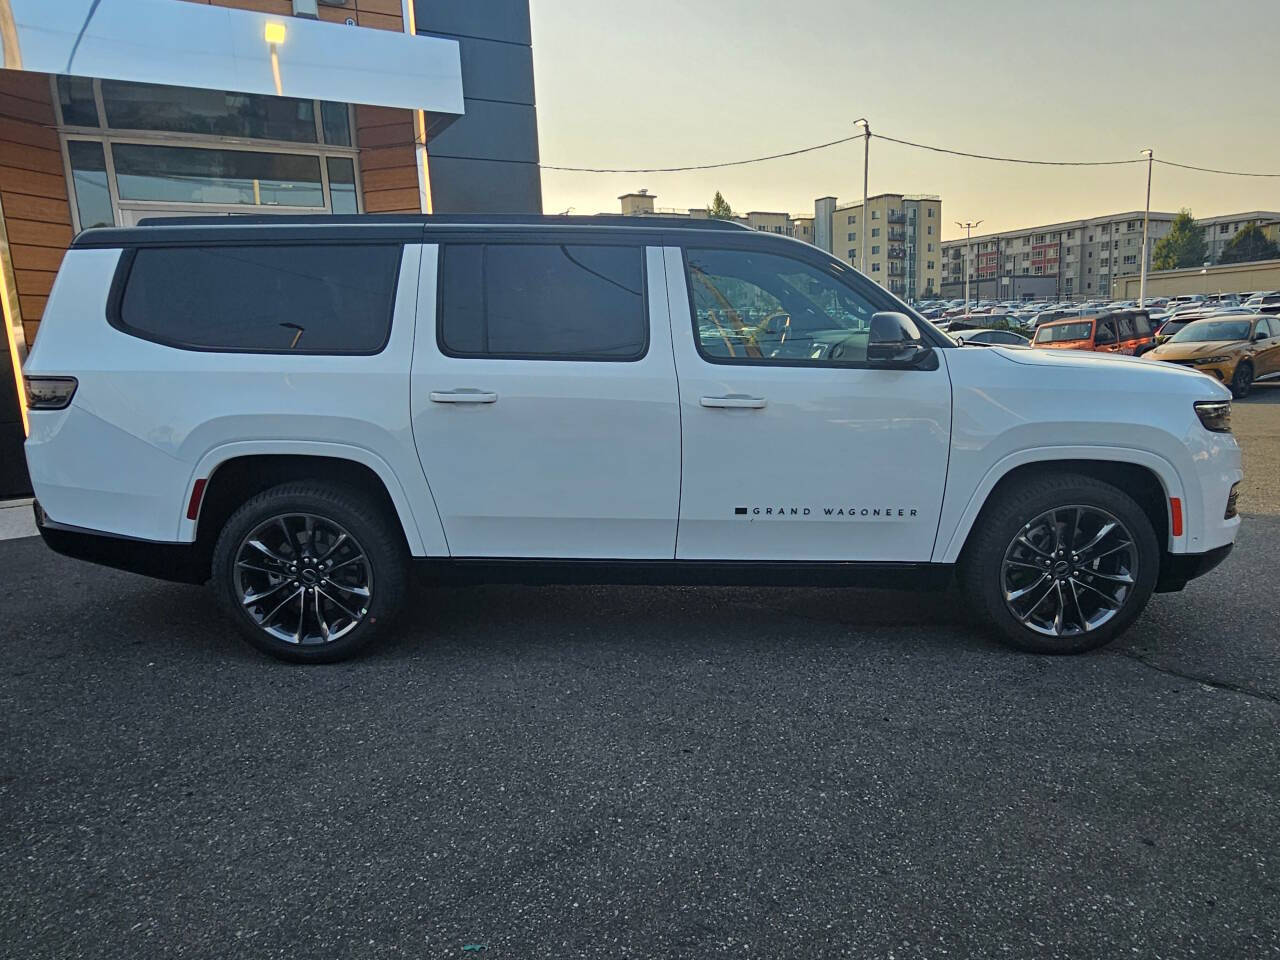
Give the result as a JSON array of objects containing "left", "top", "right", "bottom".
[
  {"left": 356, "top": 106, "right": 422, "bottom": 214},
  {"left": 0, "top": 74, "right": 69, "bottom": 347}
]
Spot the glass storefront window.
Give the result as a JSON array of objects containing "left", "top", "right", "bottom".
[
  {"left": 112, "top": 144, "right": 324, "bottom": 207},
  {"left": 320, "top": 102, "right": 351, "bottom": 146},
  {"left": 57, "top": 76, "right": 99, "bottom": 127},
  {"left": 100, "top": 80, "right": 319, "bottom": 143},
  {"left": 327, "top": 157, "right": 358, "bottom": 214},
  {"left": 66, "top": 141, "right": 115, "bottom": 229}
]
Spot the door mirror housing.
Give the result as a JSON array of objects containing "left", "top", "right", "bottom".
[
  {"left": 867, "top": 311, "right": 934, "bottom": 368},
  {"left": 1253, "top": 331, "right": 1267, "bottom": 342}
]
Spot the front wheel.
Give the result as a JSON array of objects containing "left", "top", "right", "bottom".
[
  {"left": 211, "top": 482, "right": 408, "bottom": 663},
  {"left": 959, "top": 473, "right": 1160, "bottom": 654},
  {"left": 1231, "top": 361, "right": 1253, "bottom": 399}
]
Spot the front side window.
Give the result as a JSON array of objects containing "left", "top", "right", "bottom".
[
  {"left": 685, "top": 247, "right": 879, "bottom": 364},
  {"left": 438, "top": 244, "right": 647, "bottom": 360},
  {"left": 115, "top": 244, "right": 400, "bottom": 353}
]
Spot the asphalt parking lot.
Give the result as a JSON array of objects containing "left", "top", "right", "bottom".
[{"left": 2, "top": 391, "right": 1279, "bottom": 959}]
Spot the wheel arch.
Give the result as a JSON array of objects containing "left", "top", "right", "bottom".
[
  {"left": 938, "top": 448, "right": 1183, "bottom": 564},
  {"left": 180, "top": 442, "right": 435, "bottom": 564}
]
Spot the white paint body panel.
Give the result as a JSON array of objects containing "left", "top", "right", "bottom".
[
  {"left": 935, "top": 346, "right": 1241, "bottom": 559},
  {"left": 23, "top": 246, "right": 447, "bottom": 555},
  {"left": 662, "top": 247, "right": 952, "bottom": 562},
  {"left": 408, "top": 246, "right": 682, "bottom": 558}
]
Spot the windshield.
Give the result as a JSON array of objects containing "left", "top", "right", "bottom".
[
  {"left": 1168, "top": 319, "right": 1253, "bottom": 343},
  {"left": 1035, "top": 321, "right": 1092, "bottom": 343}
]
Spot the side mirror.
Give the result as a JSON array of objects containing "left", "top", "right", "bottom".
[
  {"left": 867, "top": 311, "right": 934, "bottom": 368},
  {"left": 1253, "top": 331, "right": 1267, "bottom": 342}
]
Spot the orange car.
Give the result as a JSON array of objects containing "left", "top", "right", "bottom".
[{"left": 1032, "top": 309, "right": 1156, "bottom": 355}]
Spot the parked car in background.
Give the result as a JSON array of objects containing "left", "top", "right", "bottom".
[
  {"left": 1032, "top": 309, "right": 1156, "bottom": 356},
  {"left": 1243, "top": 292, "right": 1280, "bottom": 314},
  {"left": 953, "top": 328, "right": 1031, "bottom": 347},
  {"left": 1155, "top": 307, "right": 1254, "bottom": 345},
  {"left": 1147, "top": 314, "right": 1280, "bottom": 398}
]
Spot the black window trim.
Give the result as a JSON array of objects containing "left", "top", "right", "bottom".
[
  {"left": 106, "top": 240, "right": 402, "bottom": 356},
  {"left": 434, "top": 240, "right": 651, "bottom": 363},
  {"left": 680, "top": 243, "right": 948, "bottom": 371}
]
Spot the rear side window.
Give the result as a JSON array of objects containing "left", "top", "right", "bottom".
[
  {"left": 1116, "top": 314, "right": 1137, "bottom": 340},
  {"left": 115, "top": 244, "right": 401, "bottom": 353},
  {"left": 438, "top": 243, "right": 646, "bottom": 360},
  {"left": 1133, "top": 312, "right": 1152, "bottom": 336}
]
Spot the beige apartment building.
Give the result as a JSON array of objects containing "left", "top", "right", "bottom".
[
  {"left": 828, "top": 194, "right": 942, "bottom": 300},
  {"left": 790, "top": 216, "right": 814, "bottom": 244},
  {"left": 940, "top": 210, "right": 1280, "bottom": 301}
]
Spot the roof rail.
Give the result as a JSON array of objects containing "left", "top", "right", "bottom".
[{"left": 131, "top": 212, "right": 753, "bottom": 232}]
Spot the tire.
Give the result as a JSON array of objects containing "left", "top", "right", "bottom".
[
  {"left": 211, "top": 481, "right": 408, "bottom": 663},
  {"left": 1230, "top": 361, "right": 1253, "bottom": 399},
  {"left": 958, "top": 472, "right": 1160, "bottom": 654}
]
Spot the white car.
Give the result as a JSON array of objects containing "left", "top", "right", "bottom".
[{"left": 22, "top": 215, "right": 1242, "bottom": 662}]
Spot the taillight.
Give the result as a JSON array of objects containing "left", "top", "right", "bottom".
[{"left": 23, "top": 376, "right": 78, "bottom": 410}]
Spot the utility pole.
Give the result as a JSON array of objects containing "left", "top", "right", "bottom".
[
  {"left": 854, "top": 118, "right": 870, "bottom": 277},
  {"left": 1138, "top": 148, "right": 1153, "bottom": 309},
  {"left": 956, "top": 220, "right": 982, "bottom": 317}
]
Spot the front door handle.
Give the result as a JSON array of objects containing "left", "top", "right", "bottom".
[
  {"left": 700, "top": 394, "right": 766, "bottom": 409},
  {"left": 429, "top": 389, "right": 498, "bottom": 404}
]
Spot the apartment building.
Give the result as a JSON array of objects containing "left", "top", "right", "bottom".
[
  {"left": 940, "top": 210, "right": 1280, "bottom": 301},
  {"left": 1200, "top": 212, "right": 1280, "bottom": 262},
  {"left": 827, "top": 194, "right": 942, "bottom": 301},
  {"left": 790, "top": 216, "right": 814, "bottom": 244}
]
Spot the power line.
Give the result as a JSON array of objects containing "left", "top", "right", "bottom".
[
  {"left": 873, "top": 133, "right": 1143, "bottom": 167},
  {"left": 1153, "top": 158, "right": 1280, "bottom": 179},
  {"left": 535, "top": 129, "right": 1280, "bottom": 178},
  {"left": 538, "top": 133, "right": 864, "bottom": 174}
]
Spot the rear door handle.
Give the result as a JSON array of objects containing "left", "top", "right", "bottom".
[
  {"left": 700, "top": 394, "right": 766, "bottom": 409},
  {"left": 429, "top": 389, "right": 498, "bottom": 404}
]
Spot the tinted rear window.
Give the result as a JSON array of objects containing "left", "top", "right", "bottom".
[
  {"left": 439, "top": 244, "right": 646, "bottom": 360},
  {"left": 116, "top": 244, "right": 401, "bottom": 353},
  {"left": 1035, "top": 321, "right": 1092, "bottom": 343}
]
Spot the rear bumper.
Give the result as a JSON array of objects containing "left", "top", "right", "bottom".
[
  {"left": 1155, "top": 542, "right": 1233, "bottom": 593},
  {"left": 33, "top": 500, "right": 209, "bottom": 585}
]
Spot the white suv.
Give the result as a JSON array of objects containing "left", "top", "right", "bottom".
[{"left": 22, "top": 215, "right": 1242, "bottom": 662}]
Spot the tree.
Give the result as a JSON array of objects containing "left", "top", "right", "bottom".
[
  {"left": 1152, "top": 209, "right": 1208, "bottom": 270},
  {"left": 706, "top": 191, "right": 733, "bottom": 220},
  {"left": 1218, "top": 223, "right": 1280, "bottom": 264}
]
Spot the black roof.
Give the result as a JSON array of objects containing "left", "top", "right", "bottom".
[{"left": 71, "top": 213, "right": 755, "bottom": 249}]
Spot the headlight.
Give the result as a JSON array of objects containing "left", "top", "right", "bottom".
[
  {"left": 1194, "top": 400, "right": 1232, "bottom": 433},
  {"left": 1190, "top": 355, "right": 1230, "bottom": 365}
]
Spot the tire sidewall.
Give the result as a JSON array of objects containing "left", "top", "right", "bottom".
[
  {"left": 211, "top": 486, "right": 405, "bottom": 663},
  {"left": 1232, "top": 361, "right": 1253, "bottom": 399},
  {"left": 971, "top": 480, "right": 1160, "bottom": 654}
]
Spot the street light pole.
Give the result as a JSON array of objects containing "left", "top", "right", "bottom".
[
  {"left": 956, "top": 220, "right": 982, "bottom": 318},
  {"left": 1138, "top": 148, "right": 1153, "bottom": 309},
  {"left": 856, "top": 118, "right": 870, "bottom": 277}
]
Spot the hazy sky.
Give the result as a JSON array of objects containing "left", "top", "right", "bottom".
[{"left": 529, "top": 0, "right": 1280, "bottom": 241}]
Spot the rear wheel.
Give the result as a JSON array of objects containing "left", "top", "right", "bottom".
[
  {"left": 211, "top": 482, "right": 407, "bottom": 663},
  {"left": 959, "top": 473, "right": 1160, "bottom": 654},
  {"left": 1231, "top": 361, "right": 1253, "bottom": 399}
]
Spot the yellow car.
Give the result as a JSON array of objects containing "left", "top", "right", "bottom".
[{"left": 1146, "top": 314, "right": 1280, "bottom": 398}]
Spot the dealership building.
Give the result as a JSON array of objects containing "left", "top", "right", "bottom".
[{"left": 0, "top": 0, "right": 541, "bottom": 497}]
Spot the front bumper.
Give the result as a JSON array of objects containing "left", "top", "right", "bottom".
[
  {"left": 33, "top": 500, "right": 209, "bottom": 585},
  {"left": 1155, "top": 542, "right": 1234, "bottom": 593}
]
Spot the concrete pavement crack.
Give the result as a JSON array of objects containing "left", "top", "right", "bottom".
[{"left": 1113, "top": 649, "right": 1280, "bottom": 705}]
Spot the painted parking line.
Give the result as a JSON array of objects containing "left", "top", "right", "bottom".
[{"left": 0, "top": 499, "right": 37, "bottom": 541}]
